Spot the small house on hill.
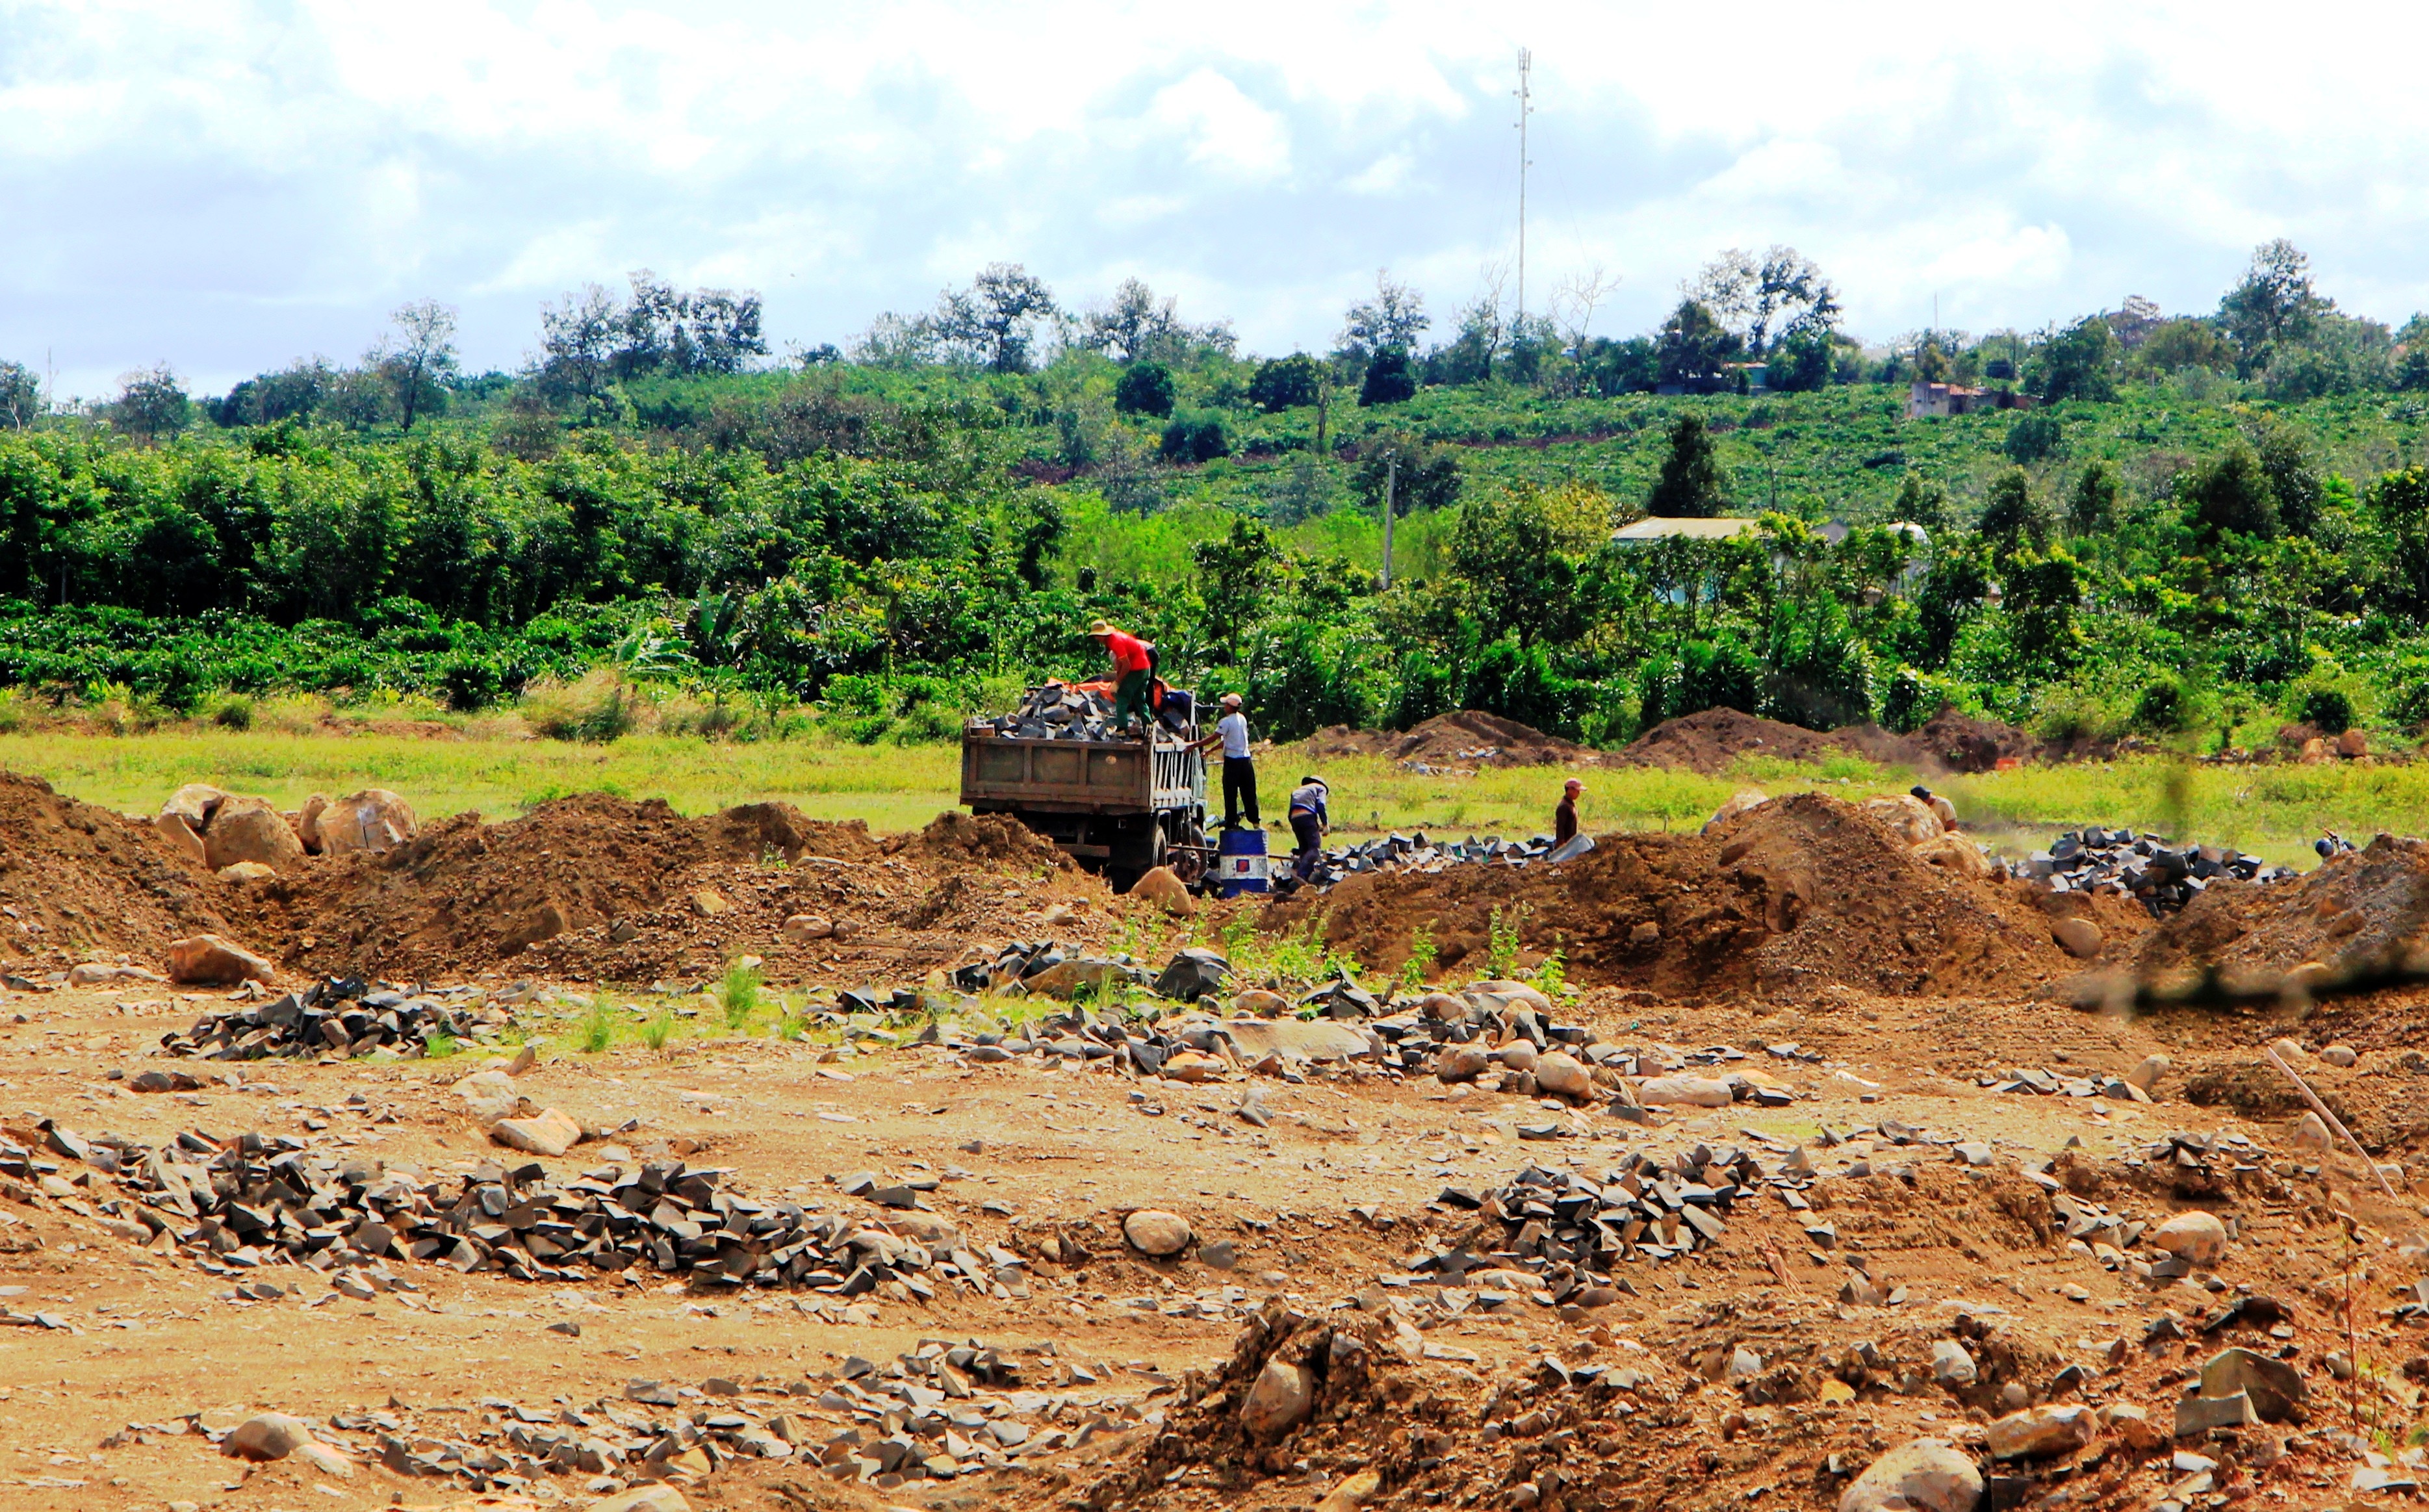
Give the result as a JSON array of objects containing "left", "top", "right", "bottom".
[
  {"left": 1907, "top": 380, "right": 2035, "bottom": 419},
  {"left": 1610, "top": 517, "right": 1762, "bottom": 545}
]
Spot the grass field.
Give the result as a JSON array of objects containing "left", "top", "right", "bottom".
[{"left": 0, "top": 729, "right": 2413, "bottom": 867}]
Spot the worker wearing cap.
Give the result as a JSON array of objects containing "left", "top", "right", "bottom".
[
  {"left": 1910, "top": 784, "right": 1958, "bottom": 831},
  {"left": 1555, "top": 778, "right": 1584, "bottom": 846},
  {"left": 1287, "top": 775, "right": 1329, "bottom": 880},
  {"left": 1196, "top": 693, "right": 1258, "bottom": 829},
  {"left": 1088, "top": 619, "right": 1156, "bottom": 734}
]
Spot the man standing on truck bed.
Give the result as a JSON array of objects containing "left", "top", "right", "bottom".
[
  {"left": 1088, "top": 619, "right": 1156, "bottom": 735},
  {"left": 1196, "top": 693, "right": 1257, "bottom": 828},
  {"left": 1287, "top": 774, "right": 1329, "bottom": 880}
]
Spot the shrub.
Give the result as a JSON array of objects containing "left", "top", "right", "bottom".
[
  {"left": 2131, "top": 678, "right": 2192, "bottom": 734},
  {"left": 1158, "top": 413, "right": 1229, "bottom": 464},
  {"left": 2296, "top": 684, "right": 2355, "bottom": 735},
  {"left": 519, "top": 668, "right": 639, "bottom": 741},
  {"left": 211, "top": 694, "right": 255, "bottom": 730},
  {"left": 2003, "top": 411, "right": 2063, "bottom": 463},
  {"left": 1113, "top": 361, "right": 1176, "bottom": 418}
]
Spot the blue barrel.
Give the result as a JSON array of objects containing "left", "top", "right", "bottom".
[{"left": 1216, "top": 826, "right": 1270, "bottom": 897}]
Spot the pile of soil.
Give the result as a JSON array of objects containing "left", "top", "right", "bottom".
[
  {"left": 1905, "top": 706, "right": 2047, "bottom": 772},
  {"left": 1300, "top": 710, "right": 1598, "bottom": 768},
  {"left": 222, "top": 801, "right": 1107, "bottom": 985},
  {"left": 2128, "top": 833, "right": 2429, "bottom": 986},
  {"left": 1609, "top": 708, "right": 1862, "bottom": 774},
  {"left": 1265, "top": 791, "right": 2095, "bottom": 999},
  {"left": 0, "top": 772, "right": 227, "bottom": 964}
]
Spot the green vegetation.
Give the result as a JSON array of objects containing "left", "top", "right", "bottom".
[
  {"left": 6, "top": 242, "right": 2429, "bottom": 765},
  {"left": 717, "top": 960, "right": 764, "bottom": 1031}
]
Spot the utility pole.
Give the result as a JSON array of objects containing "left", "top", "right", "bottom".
[
  {"left": 1379, "top": 452, "right": 1398, "bottom": 589},
  {"left": 1514, "top": 48, "right": 1533, "bottom": 324}
]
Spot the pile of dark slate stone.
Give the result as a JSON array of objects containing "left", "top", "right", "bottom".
[
  {"left": 1276, "top": 830, "right": 1591, "bottom": 892},
  {"left": 1419, "top": 1143, "right": 1806, "bottom": 1279},
  {"left": 979, "top": 684, "right": 1127, "bottom": 741},
  {"left": 2021, "top": 827, "right": 2298, "bottom": 916},
  {"left": 159, "top": 979, "right": 504, "bottom": 1060},
  {"left": 47, "top": 1123, "right": 1011, "bottom": 1301}
]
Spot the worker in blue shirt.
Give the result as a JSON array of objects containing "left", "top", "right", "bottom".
[{"left": 1287, "top": 775, "right": 1329, "bottom": 880}]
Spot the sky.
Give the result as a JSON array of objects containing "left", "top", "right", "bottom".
[{"left": 5, "top": 1, "right": 2429, "bottom": 398}]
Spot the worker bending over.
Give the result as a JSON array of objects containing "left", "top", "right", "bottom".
[
  {"left": 1287, "top": 775, "right": 1330, "bottom": 880},
  {"left": 1087, "top": 619, "right": 1157, "bottom": 735}
]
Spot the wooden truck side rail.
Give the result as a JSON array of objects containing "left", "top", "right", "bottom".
[{"left": 958, "top": 728, "right": 1203, "bottom": 814}]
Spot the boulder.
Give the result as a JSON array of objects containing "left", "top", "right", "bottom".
[
  {"left": 1122, "top": 1209, "right": 1192, "bottom": 1257},
  {"left": 490, "top": 1108, "right": 582, "bottom": 1158},
  {"left": 165, "top": 933, "right": 276, "bottom": 986},
  {"left": 224, "top": 1412, "right": 316, "bottom": 1462},
  {"left": 1495, "top": 1038, "right": 1539, "bottom": 1073},
  {"left": 1221, "top": 1019, "right": 1369, "bottom": 1062},
  {"left": 2336, "top": 728, "right": 2368, "bottom": 759},
  {"left": 1025, "top": 958, "right": 1149, "bottom": 998},
  {"left": 2319, "top": 1044, "right": 2358, "bottom": 1068},
  {"left": 1914, "top": 832, "right": 1992, "bottom": 879},
  {"left": 2291, "top": 1111, "right": 2333, "bottom": 1153},
  {"left": 1129, "top": 865, "right": 1194, "bottom": 916},
  {"left": 2124, "top": 1053, "right": 2171, "bottom": 1093},
  {"left": 1533, "top": 1051, "right": 1593, "bottom": 1103},
  {"left": 584, "top": 1488, "right": 691, "bottom": 1512},
  {"left": 456, "top": 1070, "right": 526, "bottom": 1122},
  {"left": 2098, "top": 1402, "right": 2163, "bottom": 1451},
  {"left": 202, "top": 795, "right": 307, "bottom": 874},
  {"left": 295, "top": 1441, "right": 354, "bottom": 1477},
  {"left": 315, "top": 789, "right": 417, "bottom": 855},
  {"left": 2150, "top": 1210, "right": 2228, "bottom": 1267},
  {"left": 2050, "top": 916, "right": 2104, "bottom": 960},
  {"left": 1152, "top": 948, "right": 1230, "bottom": 1001},
  {"left": 160, "top": 782, "right": 229, "bottom": 828},
  {"left": 1316, "top": 1467, "right": 1382, "bottom": 1512},
  {"left": 1838, "top": 1439, "right": 1982, "bottom": 1512},
  {"left": 1435, "top": 1045, "right": 1491, "bottom": 1083},
  {"left": 1931, "top": 1339, "right": 1977, "bottom": 1385},
  {"left": 1469, "top": 979, "right": 1554, "bottom": 1013},
  {"left": 1161, "top": 1051, "right": 1227, "bottom": 1083},
  {"left": 1985, "top": 1404, "right": 2096, "bottom": 1459},
  {"left": 153, "top": 811, "right": 208, "bottom": 866},
  {"left": 1864, "top": 794, "right": 1945, "bottom": 846},
  {"left": 1231, "top": 989, "right": 1291, "bottom": 1018},
  {"left": 2199, "top": 1346, "right": 2307, "bottom": 1423},
  {"left": 1240, "top": 1359, "right": 1314, "bottom": 1441},
  {"left": 781, "top": 915, "right": 834, "bottom": 943},
  {"left": 1702, "top": 788, "right": 1771, "bottom": 836},
  {"left": 1636, "top": 1074, "right": 1734, "bottom": 1107}
]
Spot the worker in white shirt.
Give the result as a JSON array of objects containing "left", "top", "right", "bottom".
[{"left": 1196, "top": 693, "right": 1258, "bottom": 829}]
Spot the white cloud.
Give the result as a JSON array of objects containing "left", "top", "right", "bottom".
[{"left": 7, "top": 1, "right": 2429, "bottom": 391}]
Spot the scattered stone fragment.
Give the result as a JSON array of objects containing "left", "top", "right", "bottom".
[
  {"left": 456, "top": 1070, "right": 525, "bottom": 1123},
  {"left": 1985, "top": 1404, "right": 2095, "bottom": 1459},
  {"left": 2319, "top": 1044, "right": 2358, "bottom": 1068},
  {"left": 2125, "top": 1054, "right": 2171, "bottom": 1094},
  {"left": 2199, "top": 1347, "right": 2307, "bottom": 1422},
  {"left": 584, "top": 1486, "right": 691, "bottom": 1512},
  {"left": 2174, "top": 1389, "right": 2259, "bottom": 1435},
  {"left": 1931, "top": 1339, "right": 1977, "bottom": 1386},
  {"left": 1532, "top": 1051, "right": 1592, "bottom": 1103},
  {"left": 1636, "top": 1075, "right": 1733, "bottom": 1107}
]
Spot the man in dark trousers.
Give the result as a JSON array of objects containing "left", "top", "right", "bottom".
[
  {"left": 1555, "top": 777, "right": 1583, "bottom": 845},
  {"left": 1088, "top": 619, "right": 1156, "bottom": 734},
  {"left": 1196, "top": 693, "right": 1257, "bottom": 828},
  {"left": 1287, "top": 775, "right": 1329, "bottom": 880}
]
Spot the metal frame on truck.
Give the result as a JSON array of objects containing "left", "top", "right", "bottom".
[{"left": 958, "top": 718, "right": 1208, "bottom": 890}]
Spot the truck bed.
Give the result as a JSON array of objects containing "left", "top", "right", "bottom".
[{"left": 959, "top": 726, "right": 1205, "bottom": 815}]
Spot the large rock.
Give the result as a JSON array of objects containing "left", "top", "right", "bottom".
[
  {"left": 316, "top": 789, "right": 417, "bottom": 855},
  {"left": 1931, "top": 1339, "right": 1977, "bottom": 1385},
  {"left": 1153, "top": 948, "right": 1230, "bottom": 1001},
  {"left": 1122, "top": 1209, "right": 1193, "bottom": 1257},
  {"left": 1221, "top": 1019, "right": 1368, "bottom": 1062},
  {"left": 1468, "top": 980, "right": 1552, "bottom": 1014},
  {"left": 224, "top": 1412, "right": 316, "bottom": 1461},
  {"left": 2124, "top": 1053, "right": 2170, "bottom": 1093},
  {"left": 1985, "top": 1404, "right": 2096, "bottom": 1459},
  {"left": 456, "top": 1070, "right": 526, "bottom": 1122},
  {"left": 2050, "top": 916, "right": 2103, "bottom": 960},
  {"left": 1240, "top": 1359, "right": 1314, "bottom": 1441},
  {"left": 165, "top": 933, "right": 276, "bottom": 986},
  {"left": 161, "top": 782, "right": 229, "bottom": 828},
  {"left": 297, "top": 793, "right": 329, "bottom": 852},
  {"left": 1025, "top": 958, "right": 1148, "bottom": 998},
  {"left": 202, "top": 795, "right": 307, "bottom": 874},
  {"left": 1864, "top": 794, "right": 1945, "bottom": 846},
  {"left": 2151, "top": 1210, "right": 2228, "bottom": 1267},
  {"left": 1533, "top": 1051, "right": 1593, "bottom": 1103},
  {"left": 584, "top": 1488, "right": 691, "bottom": 1512},
  {"left": 1435, "top": 1045, "right": 1491, "bottom": 1083},
  {"left": 152, "top": 811, "right": 208, "bottom": 866},
  {"left": 1129, "top": 865, "right": 1194, "bottom": 916},
  {"left": 1914, "top": 832, "right": 1992, "bottom": 879},
  {"left": 1838, "top": 1439, "right": 1982, "bottom": 1512},
  {"left": 1702, "top": 788, "right": 1771, "bottom": 836},
  {"left": 1637, "top": 1074, "right": 1734, "bottom": 1107},
  {"left": 490, "top": 1108, "right": 582, "bottom": 1158},
  {"left": 2200, "top": 1347, "right": 2307, "bottom": 1423}
]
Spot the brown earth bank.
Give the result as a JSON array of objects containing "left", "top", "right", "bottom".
[
  {"left": 1299, "top": 711, "right": 1603, "bottom": 769},
  {"left": 1264, "top": 792, "right": 2143, "bottom": 1001}
]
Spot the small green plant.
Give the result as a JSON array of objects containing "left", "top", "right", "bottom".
[
  {"left": 640, "top": 1006, "right": 678, "bottom": 1053},
  {"left": 575, "top": 997, "right": 617, "bottom": 1053},
  {"left": 1529, "top": 940, "right": 1569, "bottom": 997},
  {"left": 718, "top": 960, "right": 763, "bottom": 1031},
  {"left": 1482, "top": 904, "right": 1527, "bottom": 980},
  {"left": 424, "top": 1032, "right": 459, "bottom": 1059},
  {"left": 775, "top": 1001, "right": 810, "bottom": 1041},
  {"left": 1398, "top": 921, "right": 1439, "bottom": 992}
]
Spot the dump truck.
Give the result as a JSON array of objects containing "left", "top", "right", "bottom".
[{"left": 958, "top": 706, "right": 1207, "bottom": 890}]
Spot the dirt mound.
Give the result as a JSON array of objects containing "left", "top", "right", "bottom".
[
  {"left": 1300, "top": 710, "right": 1598, "bottom": 768},
  {"left": 1905, "top": 706, "right": 2046, "bottom": 772},
  {"left": 1610, "top": 707, "right": 1863, "bottom": 774},
  {"left": 2128, "top": 832, "right": 2429, "bottom": 985},
  {"left": 0, "top": 771, "right": 227, "bottom": 964},
  {"left": 1266, "top": 791, "right": 2087, "bottom": 999},
  {"left": 218, "top": 796, "right": 1101, "bottom": 985}
]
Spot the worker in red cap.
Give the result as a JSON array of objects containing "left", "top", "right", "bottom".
[{"left": 1088, "top": 619, "right": 1156, "bottom": 734}]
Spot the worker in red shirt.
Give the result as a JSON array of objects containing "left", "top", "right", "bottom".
[{"left": 1088, "top": 619, "right": 1157, "bottom": 734}]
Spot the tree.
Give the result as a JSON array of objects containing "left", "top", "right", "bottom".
[
  {"left": 1645, "top": 414, "right": 1728, "bottom": 517},
  {"left": 1689, "top": 245, "right": 1840, "bottom": 353},
  {"left": 2031, "top": 316, "right": 2120, "bottom": 402},
  {"left": 2219, "top": 239, "right": 2326, "bottom": 359},
  {"left": 2066, "top": 461, "right": 2118, "bottom": 535},
  {"left": 1339, "top": 272, "right": 1430, "bottom": 359},
  {"left": 0, "top": 362, "right": 38, "bottom": 429},
  {"left": 2003, "top": 545, "right": 2085, "bottom": 673},
  {"left": 537, "top": 283, "right": 621, "bottom": 402},
  {"left": 1977, "top": 467, "right": 2049, "bottom": 548},
  {"left": 2137, "top": 318, "right": 2235, "bottom": 375},
  {"left": 1351, "top": 436, "right": 1462, "bottom": 517},
  {"left": 935, "top": 263, "right": 1057, "bottom": 374},
  {"left": 1190, "top": 515, "right": 1280, "bottom": 668},
  {"left": 617, "top": 271, "right": 767, "bottom": 377},
  {"left": 1654, "top": 300, "right": 1741, "bottom": 392},
  {"left": 1766, "top": 329, "right": 1835, "bottom": 392},
  {"left": 1893, "top": 471, "right": 1949, "bottom": 533},
  {"left": 1085, "top": 277, "right": 1232, "bottom": 363},
  {"left": 1359, "top": 349, "right": 1417, "bottom": 406},
  {"left": 2185, "top": 441, "right": 2280, "bottom": 540},
  {"left": 1158, "top": 413, "right": 1229, "bottom": 463},
  {"left": 2252, "top": 419, "right": 2324, "bottom": 535},
  {"left": 214, "top": 359, "right": 334, "bottom": 426},
  {"left": 375, "top": 300, "right": 459, "bottom": 431},
  {"left": 109, "top": 365, "right": 190, "bottom": 443},
  {"left": 1247, "top": 354, "right": 1321, "bottom": 412},
  {"left": 1113, "top": 361, "right": 1176, "bottom": 417}
]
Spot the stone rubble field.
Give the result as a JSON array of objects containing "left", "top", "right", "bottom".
[{"left": 7, "top": 768, "right": 2429, "bottom": 1511}]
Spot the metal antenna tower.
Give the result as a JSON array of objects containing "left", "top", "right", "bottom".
[{"left": 1515, "top": 48, "right": 1533, "bottom": 322}]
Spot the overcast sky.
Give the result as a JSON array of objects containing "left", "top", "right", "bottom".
[{"left": 5, "top": 1, "right": 2428, "bottom": 398}]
